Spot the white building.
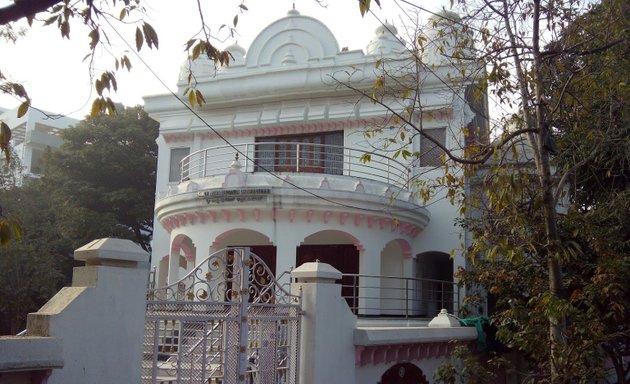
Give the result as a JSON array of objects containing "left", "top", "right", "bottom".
[
  {"left": 0, "top": 8, "right": 489, "bottom": 384},
  {"left": 145, "top": 8, "right": 485, "bottom": 319},
  {"left": 0, "top": 106, "right": 78, "bottom": 183}
]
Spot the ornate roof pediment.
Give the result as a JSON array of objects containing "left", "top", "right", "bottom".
[{"left": 246, "top": 9, "right": 340, "bottom": 68}]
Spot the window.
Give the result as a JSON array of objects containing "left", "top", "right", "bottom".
[
  {"left": 30, "top": 148, "right": 45, "bottom": 175},
  {"left": 255, "top": 131, "right": 343, "bottom": 175},
  {"left": 419, "top": 128, "right": 446, "bottom": 167},
  {"left": 169, "top": 147, "right": 190, "bottom": 182}
]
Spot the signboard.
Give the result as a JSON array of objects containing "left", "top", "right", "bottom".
[{"left": 199, "top": 188, "right": 271, "bottom": 204}]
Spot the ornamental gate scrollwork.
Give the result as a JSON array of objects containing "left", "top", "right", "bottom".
[{"left": 142, "top": 247, "right": 301, "bottom": 384}]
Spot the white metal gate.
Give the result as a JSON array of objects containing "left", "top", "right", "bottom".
[{"left": 142, "top": 248, "right": 301, "bottom": 384}]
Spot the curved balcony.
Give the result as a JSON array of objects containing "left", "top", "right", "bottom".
[{"left": 178, "top": 142, "right": 411, "bottom": 190}]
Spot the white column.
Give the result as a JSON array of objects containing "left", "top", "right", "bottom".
[
  {"left": 167, "top": 249, "right": 180, "bottom": 284},
  {"left": 402, "top": 256, "right": 417, "bottom": 316},
  {"left": 357, "top": 238, "right": 383, "bottom": 316},
  {"left": 274, "top": 235, "right": 299, "bottom": 288}
]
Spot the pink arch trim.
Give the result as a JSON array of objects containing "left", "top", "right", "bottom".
[
  {"left": 171, "top": 234, "right": 196, "bottom": 262},
  {"left": 211, "top": 228, "right": 272, "bottom": 248},
  {"left": 301, "top": 229, "right": 365, "bottom": 254}
]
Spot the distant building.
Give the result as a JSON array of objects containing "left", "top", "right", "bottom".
[{"left": 0, "top": 106, "right": 78, "bottom": 183}]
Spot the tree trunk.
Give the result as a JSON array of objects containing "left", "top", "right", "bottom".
[{"left": 532, "top": 1, "right": 567, "bottom": 381}]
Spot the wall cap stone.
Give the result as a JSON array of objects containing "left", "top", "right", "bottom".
[
  {"left": 428, "top": 308, "right": 461, "bottom": 327},
  {"left": 0, "top": 336, "right": 63, "bottom": 372},
  {"left": 74, "top": 238, "right": 149, "bottom": 267},
  {"left": 291, "top": 261, "right": 342, "bottom": 283}
]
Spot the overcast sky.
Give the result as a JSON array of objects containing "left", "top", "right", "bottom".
[{"left": 0, "top": 0, "right": 449, "bottom": 118}]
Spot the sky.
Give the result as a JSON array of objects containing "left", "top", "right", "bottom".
[{"left": 0, "top": 0, "right": 451, "bottom": 119}]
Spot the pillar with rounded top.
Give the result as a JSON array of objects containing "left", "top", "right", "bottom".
[{"left": 291, "top": 261, "right": 356, "bottom": 384}]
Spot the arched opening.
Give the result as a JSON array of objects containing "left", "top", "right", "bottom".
[
  {"left": 296, "top": 231, "right": 360, "bottom": 308},
  {"left": 214, "top": 229, "right": 277, "bottom": 303},
  {"left": 169, "top": 234, "right": 196, "bottom": 284},
  {"left": 157, "top": 255, "right": 169, "bottom": 288},
  {"left": 213, "top": 229, "right": 276, "bottom": 277},
  {"left": 379, "top": 362, "right": 429, "bottom": 384},
  {"left": 380, "top": 240, "right": 406, "bottom": 316},
  {"left": 416, "top": 251, "right": 454, "bottom": 316}
]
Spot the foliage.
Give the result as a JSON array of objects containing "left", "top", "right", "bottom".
[
  {"left": 356, "top": 0, "right": 629, "bottom": 382},
  {"left": 0, "top": 0, "right": 245, "bottom": 116},
  {"left": 0, "top": 105, "right": 158, "bottom": 334},
  {"left": 40, "top": 105, "right": 159, "bottom": 252},
  {"left": 0, "top": 146, "right": 23, "bottom": 245},
  {"left": 434, "top": 345, "right": 509, "bottom": 384},
  {"left": 0, "top": 183, "right": 72, "bottom": 335}
]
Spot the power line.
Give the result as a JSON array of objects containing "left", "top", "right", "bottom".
[{"left": 102, "top": 14, "right": 466, "bottom": 218}]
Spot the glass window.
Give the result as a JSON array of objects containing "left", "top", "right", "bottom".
[
  {"left": 169, "top": 147, "right": 190, "bottom": 182},
  {"left": 255, "top": 131, "right": 343, "bottom": 175},
  {"left": 419, "top": 128, "right": 446, "bottom": 167}
]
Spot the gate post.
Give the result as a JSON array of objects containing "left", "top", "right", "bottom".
[
  {"left": 26, "top": 238, "right": 149, "bottom": 384},
  {"left": 236, "top": 248, "right": 250, "bottom": 384},
  {"left": 291, "top": 262, "right": 356, "bottom": 384}
]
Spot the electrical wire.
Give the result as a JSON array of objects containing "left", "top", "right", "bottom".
[{"left": 101, "top": 12, "right": 470, "bottom": 217}]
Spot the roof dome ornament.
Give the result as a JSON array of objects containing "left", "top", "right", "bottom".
[
  {"left": 225, "top": 42, "right": 246, "bottom": 66},
  {"left": 421, "top": 8, "right": 472, "bottom": 66},
  {"left": 178, "top": 54, "right": 215, "bottom": 82},
  {"left": 287, "top": 5, "right": 300, "bottom": 16},
  {"left": 366, "top": 20, "right": 405, "bottom": 56}
]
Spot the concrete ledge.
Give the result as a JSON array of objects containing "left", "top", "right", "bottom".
[
  {"left": 354, "top": 326, "right": 477, "bottom": 346},
  {"left": 0, "top": 336, "right": 63, "bottom": 372},
  {"left": 291, "top": 261, "right": 342, "bottom": 283},
  {"left": 74, "top": 238, "right": 149, "bottom": 267}
]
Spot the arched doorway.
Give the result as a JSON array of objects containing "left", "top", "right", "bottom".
[
  {"left": 297, "top": 231, "right": 360, "bottom": 309},
  {"left": 169, "top": 234, "right": 196, "bottom": 284},
  {"left": 380, "top": 362, "right": 429, "bottom": 384},
  {"left": 416, "top": 251, "right": 454, "bottom": 316},
  {"left": 214, "top": 229, "right": 277, "bottom": 277}
]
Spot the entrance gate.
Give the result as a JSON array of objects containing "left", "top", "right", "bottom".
[{"left": 142, "top": 248, "right": 301, "bottom": 384}]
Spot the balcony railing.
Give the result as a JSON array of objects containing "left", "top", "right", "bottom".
[
  {"left": 179, "top": 142, "right": 411, "bottom": 190},
  {"left": 341, "top": 273, "right": 461, "bottom": 318}
]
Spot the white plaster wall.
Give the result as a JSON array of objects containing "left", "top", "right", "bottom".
[{"left": 29, "top": 265, "right": 148, "bottom": 384}]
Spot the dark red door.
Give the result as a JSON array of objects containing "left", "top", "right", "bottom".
[
  {"left": 296, "top": 244, "right": 359, "bottom": 309},
  {"left": 226, "top": 246, "right": 276, "bottom": 303}
]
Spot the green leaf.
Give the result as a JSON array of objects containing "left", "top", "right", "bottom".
[
  {"left": 60, "top": 20, "right": 70, "bottom": 38},
  {"left": 135, "top": 27, "right": 143, "bottom": 51},
  {"left": 0, "top": 220, "right": 11, "bottom": 246},
  {"left": 89, "top": 28, "right": 100, "bottom": 51},
  {"left": 16, "top": 101, "right": 29, "bottom": 118},
  {"left": 359, "top": 0, "right": 371, "bottom": 17},
  {"left": 90, "top": 98, "right": 102, "bottom": 116},
  {"left": 0, "top": 122, "right": 11, "bottom": 148},
  {"left": 191, "top": 43, "right": 201, "bottom": 61},
  {"left": 142, "top": 22, "right": 159, "bottom": 49},
  {"left": 188, "top": 90, "right": 196, "bottom": 108},
  {"left": 195, "top": 90, "right": 206, "bottom": 106},
  {"left": 12, "top": 220, "right": 22, "bottom": 241}
]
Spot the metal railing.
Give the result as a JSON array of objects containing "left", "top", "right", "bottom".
[
  {"left": 179, "top": 142, "right": 411, "bottom": 190},
  {"left": 340, "top": 273, "right": 460, "bottom": 318}
]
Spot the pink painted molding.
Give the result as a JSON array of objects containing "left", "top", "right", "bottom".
[
  {"left": 354, "top": 341, "right": 473, "bottom": 366},
  {"left": 160, "top": 208, "right": 424, "bottom": 239}
]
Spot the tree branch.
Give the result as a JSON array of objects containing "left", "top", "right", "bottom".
[
  {"left": 329, "top": 75, "right": 537, "bottom": 166},
  {"left": 0, "top": 0, "right": 63, "bottom": 25}
]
